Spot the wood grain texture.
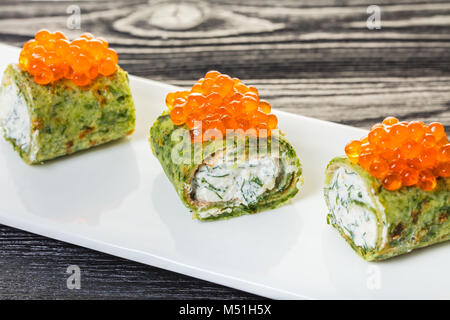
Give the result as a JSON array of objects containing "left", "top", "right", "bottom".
[
  {"left": 0, "top": 0, "right": 449, "bottom": 299},
  {"left": 0, "top": 225, "right": 261, "bottom": 299}
]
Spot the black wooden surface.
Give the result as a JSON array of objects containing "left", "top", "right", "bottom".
[{"left": 0, "top": 0, "right": 449, "bottom": 299}]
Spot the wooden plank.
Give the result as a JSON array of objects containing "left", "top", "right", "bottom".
[{"left": 0, "top": 225, "right": 261, "bottom": 299}]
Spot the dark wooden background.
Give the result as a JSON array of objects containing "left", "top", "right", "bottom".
[{"left": 0, "top": 0, "right": 449, "bottom": 299}]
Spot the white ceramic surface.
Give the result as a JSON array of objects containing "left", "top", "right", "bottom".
[{"left": 0, "top": 43, "right": 448, "bottom": 299}]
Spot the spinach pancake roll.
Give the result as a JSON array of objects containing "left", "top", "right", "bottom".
[
  {"left": 0, "top": 30, "right": 135, "bottom": 164},
  {"left": 324, "top": 117, "right": 450, "bottom": 261},
  {"left": 150, "top": 71, "right": 303, "bottom": 220}
]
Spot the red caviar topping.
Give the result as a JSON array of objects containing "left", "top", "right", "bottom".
[
  {"left": 400, "top": 167, "right": 419, "bottom": 186},
  {"left": 166, "top": 71, "right": 278, "bottom": 141},
  {"left": 345, "top": 140, "right": 361, "bottom": 164},
  {"left": 345, "top": 117, "right": 449, "bottom": 191},
  {"left": 382, "top": 116, "right": 399, "bottom": 126},
  {"left": 382, "top": 173, "right": 402, "bottom": 191},
  {"left": 19, "top": 30, "right": 118, "bottom": 87}
]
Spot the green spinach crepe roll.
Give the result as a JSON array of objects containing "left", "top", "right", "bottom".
[
  {"left": 150, "top": 71, "right": 302, "bottom": 221},
  {"left": 0, "top": 32, "right": 135, "bottom": 164},
  {"left": 324, "top": 117, "right": 450, "bottom": 261},
  {"left": 150, "top": 112, "right": 302, "bottom": 220},
  {"left": 324, "top": 157, "right": 449, "bottom": 261}
]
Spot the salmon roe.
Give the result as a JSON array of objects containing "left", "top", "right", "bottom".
[
  {"left": 166, "top": 71, "right": 278, "bottom": 141},
  {"left": 345, "top": 117, "right": 449, "bottom": 191},
  {"left": 18, "top": 30, "right": 118, "bottom": 86}
]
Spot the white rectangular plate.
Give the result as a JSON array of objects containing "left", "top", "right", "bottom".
[{"left": 0, "top": 43, "right": 449, "bottom": 299}]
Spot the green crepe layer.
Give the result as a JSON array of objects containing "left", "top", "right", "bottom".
[
  {"left": 0, "top": 64, "right": 135, "bottom": 164},
  {"left": 149, "top": 112, "right": 303, "bottom": 221},
  {"left": 324, "top": 157, "right": 450, "bottom": 261}
]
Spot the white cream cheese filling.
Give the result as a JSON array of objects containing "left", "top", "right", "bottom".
[
  {"left": 192, "top": 150, "right": 279, "bottom": 214},
  {"left": 327, "top": 166, "right": 381, "bottom": 249},
  {"left": 0, "top": 82, "right": 32, "bottom": 152}
]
